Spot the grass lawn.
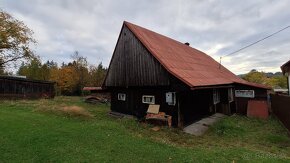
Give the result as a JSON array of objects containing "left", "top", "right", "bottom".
[{"left": 0, "top": 96, "right": 290, "bottom": 162}]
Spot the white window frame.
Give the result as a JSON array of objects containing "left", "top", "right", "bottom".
[
  {"left": 142, "top": 95, "right": 155, "bottom": 104},
  {"left": 118, "top": 93, "right": 126, "bottom": 101},
  {"left": 235, "top": 90, "right": 255, "bottom": 98},
  {"left": 166, "top": 92, "right": 176, "bottom": 106},
  {"left": 213, "top": 89, "right": 220, "bottom": 104},
  {"left": 228, "top": 88, "right": 234, "bottom": 102}
]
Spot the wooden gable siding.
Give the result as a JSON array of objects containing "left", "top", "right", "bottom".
[{"left": 104, "top": 25, "right": 170, "bottom": 87}]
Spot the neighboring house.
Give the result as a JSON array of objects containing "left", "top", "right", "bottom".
[
  {"left": 281, "top": 60, "right": 290, "bottom": 95},
  {"left": 273, "top": 88, "right": 289, "bottom": 95},
  {"left": 0, "top": 75, "right": 55, "bottom": 99},
  {"left": 103, "top": 21, "right": 270, "bottom": 127}
]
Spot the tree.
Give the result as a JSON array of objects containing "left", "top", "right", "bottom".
[
  {"left": 242, "top": 71, "right": 267, "bottom": 85},
  {"left": 40, "top": 60, "right": 58, "bottom": 81},
  {"left": 89, "top": 62, "right": 107, "bottom": 86},
  {"left": 70, "top": 51, "right": 90, "bottom": 94},
  {"left": 242, "top": 70, "right": 288, "bottom": 89},
  {"left": 17, "top": 57, "right": 43, "bottom": 80},
  {"left": 0, "top": 10, "right": 35, "bottom": 68},
  {"left": 266, "top": 76, "right": 287, "bottom": 89},
  {"left": 57, "top": 66, "right": 79, "bottom": 95}
]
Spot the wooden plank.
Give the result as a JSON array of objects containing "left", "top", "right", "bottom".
[{"left": 147, "top": 104, "right": 160, "bottom": 114}]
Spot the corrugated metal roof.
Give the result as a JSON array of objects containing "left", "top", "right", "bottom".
[
  {"left": 124, "top": 21, "right": 270, "bottom": 89},
  {"left": 82, "top": 87, "right": 103, "bottom": 91},
  {"left": 0, "top": 75, "right": 55, "bottom": 84}
]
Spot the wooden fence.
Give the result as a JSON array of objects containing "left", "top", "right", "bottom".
[{"left": 271, "top": 94, "right": 290, "bottom": 132}]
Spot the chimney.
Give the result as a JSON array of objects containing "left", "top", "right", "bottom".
[{"left": 184, "top": 42, "right": 190, "bottom": 46}]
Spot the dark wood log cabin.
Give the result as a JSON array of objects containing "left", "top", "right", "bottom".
[
  {"left": 103, "top": 21, "right": 270, "bottom": 127},
  {"left": 0, "top": 76, "right": 55, "bottom": 99}
]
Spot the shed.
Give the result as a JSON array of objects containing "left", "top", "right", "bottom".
[
  {"left": 0, "top": 75, "right": 55, "bottom": 99},
  {"left": 103, "top": 21, "right": 270, "bottom": 127},
  {"left": 281, "top": 60, "right": 290, "bottom": 95}
]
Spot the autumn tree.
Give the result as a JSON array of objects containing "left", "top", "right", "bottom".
[
  {"left": 242, "top": 70, "right": 287, "bottom": 89},
  {"left": 0, "top": 10, "right": 35, "bottom": 68},
  {"left": 242, "top": 71, "right": 268, "bottom": 85},
  {"left": 49, "top": 67, "right": 76, "bottom": 95},
  {"left": 266, "top": 76, "right": 287, "bottom": 89},
  {"left": 89, "top": 62, "right": 107, "bottom": 86},
  {"left": 70, "top": 51, "right": 90, "bottom": 94}
]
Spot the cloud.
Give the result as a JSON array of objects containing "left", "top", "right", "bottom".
[{"left": 2, "top": 0, "right": 290, "bottom": 74}]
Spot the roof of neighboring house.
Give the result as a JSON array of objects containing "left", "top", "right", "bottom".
[
  {"left": 82, "top": 87, "right": 103, "bottom": 91},
  {"left": 0, "top": 75, "right": 55, "bottom": 84},
  {"left": 124, "top": 21, "right": 269, "bottom": 89},
  {"left": 281, "top": 60, "right": 290, "bottom": 75},
  {"left": 273, "top": 88, "right": 288, "bottom": 92}
]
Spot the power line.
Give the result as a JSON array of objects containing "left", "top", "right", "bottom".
[
  {"left": 222, "top": 25, "right": 290, "bottom": 58},
  {"left": 219, "top": 25, "right": 290, "bottom": 68}
]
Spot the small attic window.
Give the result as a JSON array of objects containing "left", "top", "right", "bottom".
[{"left": 124, "top": 32, "right": 126, "bottom": 36}]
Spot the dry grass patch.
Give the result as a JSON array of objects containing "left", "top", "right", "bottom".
[
  {"left": 36, "top": 104, "right": 93, "bottom": 118},
  {"left": 61, "top": 106, "right": 93, "bottom": 118}
]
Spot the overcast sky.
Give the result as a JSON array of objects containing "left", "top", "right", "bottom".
[{"left": 2, "top": 0, "right": 290, "bottom": 74}]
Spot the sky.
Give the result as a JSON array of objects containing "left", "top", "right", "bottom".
[{"left": 1, "top": 0, "right": 290, "bottom": 74}]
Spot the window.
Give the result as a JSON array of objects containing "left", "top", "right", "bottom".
[
  {"left": 166, "top": 92, "right": 176, "bottom": 105},
  {"left": 213, "top": 89, "right": 220, "bottom": 104},
  {"left": 142, "top": 95, "right": 155, "bottom": 104},
  {"left": 118, "top": 93, "right": 126, "bottom": 101},
  {"left": 228, "top": 88, "right": 234, "bottom": 102},
  {"left": 235, "top": 90, "right": 255, "bottom": 98}
]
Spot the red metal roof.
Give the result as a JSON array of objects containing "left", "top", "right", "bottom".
[
  {"left": 83, "top": 87, "right": 103, "bottom": 91},
  {"left": 124, "top": 21, "right": 270, "bottom": 89}
]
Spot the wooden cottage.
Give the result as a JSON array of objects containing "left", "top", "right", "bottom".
[
  {"left": 103, "top": 21, "right": 270, "bottom": 127},
  {"left": 281, "top": 60, "right": 290, "bottom": 95}
]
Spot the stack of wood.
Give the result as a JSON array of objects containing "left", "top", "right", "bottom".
[
  {"left": 145, "top": 105, "right": 172, "bottom": 127},
  {"left": 84, "top": 96, "right": 108, "bottom": 104}
]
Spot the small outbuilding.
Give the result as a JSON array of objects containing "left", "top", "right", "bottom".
[
  {"left": 103, "top": 21, "right": 270, "bottom": 127},
  {"left": 0, "top": 75, "right": 55, "bottom": 99},
  {"left": 281, "top": 60, "right": 290, "bottom": 95}
]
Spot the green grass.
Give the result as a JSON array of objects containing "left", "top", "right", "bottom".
[{"left": 0, "top": 96, "right": 290, "bottom": 162}]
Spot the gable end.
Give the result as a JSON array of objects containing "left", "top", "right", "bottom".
[{"left": 104, "top": 25, "right": 170, "bottom": 87}]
